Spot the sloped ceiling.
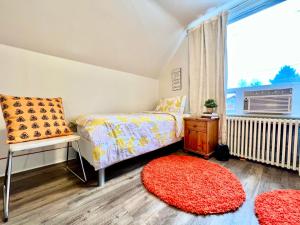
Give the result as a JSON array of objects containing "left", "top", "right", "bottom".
[
  {"left": 0, "top": 0, "right": 229, "bottom": 78},
  {"left": 153, "top": 0, "right": 231, "bottom": 26}
]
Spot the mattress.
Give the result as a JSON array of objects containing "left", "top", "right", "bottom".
[{"left": 75, "top": 112, "right": 183, "bottom": 170}]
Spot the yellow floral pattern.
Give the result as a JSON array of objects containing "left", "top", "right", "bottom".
[
  {"left": 76, "top": 112, "right": 183, "bottom": 170},
  {"left": 155, "top": 96, "right": 186, "bottom": 114}
]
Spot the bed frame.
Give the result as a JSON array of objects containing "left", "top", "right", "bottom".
[{"left": 74, "top": 134, "right": 182, "bottom": 187}]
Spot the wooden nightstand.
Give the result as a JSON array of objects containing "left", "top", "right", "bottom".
[{"left": 184, "top": 117, "right": 219, "bottom": 159}]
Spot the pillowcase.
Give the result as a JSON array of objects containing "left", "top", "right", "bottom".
[
  {"left": 0, "top": 94, "right": 73, "bottom": 144},
  {"left": 155, "top": 96, "right": 186, "bottom": 114}
]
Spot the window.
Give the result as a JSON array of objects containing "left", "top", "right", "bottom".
[{"left": 226, "top": 0, "right": 300, "bottom": 117}]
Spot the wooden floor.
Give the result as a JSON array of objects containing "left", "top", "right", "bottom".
[{"left": 1, "top": 146, "right": 300, "bottom": 225}]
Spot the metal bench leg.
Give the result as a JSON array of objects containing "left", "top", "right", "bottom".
[
  {"left": 3, "top": 151, "right": 13, "bottom": 222},
  {"left": 66, "top": 141, "right": 87, "bottom": 183},
  {"left": 97, "top": 168, "right": 105, "bottom": 187}
]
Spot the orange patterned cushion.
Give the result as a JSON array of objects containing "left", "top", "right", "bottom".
[{"left": 0, "top": 94, "right": 73, "bottom": 144}]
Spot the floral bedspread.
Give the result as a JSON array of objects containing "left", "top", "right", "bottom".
[{"left": 76, "top": 112, "right": 183, "bottom": 170}]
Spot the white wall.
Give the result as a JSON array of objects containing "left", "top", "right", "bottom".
[
  {"left": 159, "top": 37, "right": 189, "bottom": 111},
  {"left": 0, "top": 44, "right": 159, "bottom": 175}
]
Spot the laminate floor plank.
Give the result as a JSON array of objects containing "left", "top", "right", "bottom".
[{"left": 1, "top": 149, "right": 299, "bottom": 225}]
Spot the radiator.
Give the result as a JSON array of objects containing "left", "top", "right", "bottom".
[{"left": 226, "top": 116, "right": 300, "bottom": 174}]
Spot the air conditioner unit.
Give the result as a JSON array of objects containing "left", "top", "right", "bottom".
[{"left": 243, "top": 88, "right": 292, "bottom": 114}]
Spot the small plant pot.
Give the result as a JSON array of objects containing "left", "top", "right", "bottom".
[{"left": 207, "top": 108, "right": 214, "bottom": 113}]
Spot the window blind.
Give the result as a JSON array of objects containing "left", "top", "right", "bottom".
[{"left": 229, "top": 0, "right": 285, "bottom": 24}]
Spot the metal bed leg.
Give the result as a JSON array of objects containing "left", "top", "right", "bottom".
[
  {"left": 66, "top": 141, "right": 87, "bottom": 183},
  {"left": 3, "top": 151, "right": 13, "bottom": 222},
  {"left": 97, "top": 168, "right": 105, "bottom": 187}
]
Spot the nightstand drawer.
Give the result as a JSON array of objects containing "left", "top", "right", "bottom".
[
  {"left": 186, "top": 120, "right": 206, "bottom": 132},
  {"left": 184, "top": 117, "right": 219, "bottom": 159}
]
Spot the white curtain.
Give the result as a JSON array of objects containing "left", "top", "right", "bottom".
[{"left": 188, "top": 12, "right": 228, "bottom": 144}]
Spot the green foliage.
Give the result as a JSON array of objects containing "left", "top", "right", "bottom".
[
  {"left": 270, "top": 65, "right": 300, "bottom": 84},
  {"left": 236, "top": 65, "right": 300, "bottom": 88},
  {"left": 250, "top": 79, "right": 262, "bottom": 87},
  {"left": 237, "top": 79, "right": 263, "bottom": 88},
  {"left": 68, "top": 121, "right": 77, "bottom": 132},
  {"left": 238, "top": 79, "right": 248, "bottom": 87},
  {"left": 204, "top": 99, "right": 217, "bottom": 108}
]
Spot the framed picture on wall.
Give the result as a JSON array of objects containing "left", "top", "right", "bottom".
[{"left": 171, "top": 68, "right": 182, "bottom": 91}]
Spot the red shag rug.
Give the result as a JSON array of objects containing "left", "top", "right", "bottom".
[
  {"left": 255, "top": 190, "right": 300, "bottom": 225},
  {"left": 141, "top": 155, "right": 245, "bottom": 215}
]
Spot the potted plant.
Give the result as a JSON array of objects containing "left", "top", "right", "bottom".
[{"left": 204, "top": 99, "right": 217, "bottom": 113}]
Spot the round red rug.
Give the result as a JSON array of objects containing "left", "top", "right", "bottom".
[
  {"left": 141, "top": 155, "right": 245, "bottom": 215},
  {"left": 255, "top": 189, "right": 300, "bottom": 225}
]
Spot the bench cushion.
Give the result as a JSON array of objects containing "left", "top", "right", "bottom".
[{"left": 10, "top": 134, "right": 80, "bottom": 152}]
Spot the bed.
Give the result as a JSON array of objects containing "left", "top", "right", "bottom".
[{"left": 74, "top": 96, "right": 186, "bottom": 186}]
